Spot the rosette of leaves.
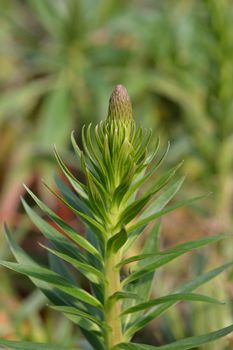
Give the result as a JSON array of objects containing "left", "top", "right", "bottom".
[{"left": 1, "top": 85, "right": 233, "bottom": 350}]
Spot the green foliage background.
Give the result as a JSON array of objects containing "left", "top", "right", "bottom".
[{"left": 0, "top": 0, "right": 233, "bottom": 349}]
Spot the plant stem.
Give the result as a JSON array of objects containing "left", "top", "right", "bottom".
[{"left": 105, "top": 250, "right": 123, "bottom": 349}]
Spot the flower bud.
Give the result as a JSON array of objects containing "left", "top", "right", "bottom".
[{"left": 107, "top": 84, "right": 133, "bottom": 121}]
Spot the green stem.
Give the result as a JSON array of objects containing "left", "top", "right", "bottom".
[{"left": 105, "top": 251, "right": 123, "bottom": 349}]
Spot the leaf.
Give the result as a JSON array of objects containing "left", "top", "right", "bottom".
[
  {"left": 0, "top": 261, "right": 102, "bottom": 308},
  {"left": 107, "top": 227, "right": 128, "bottom": 254},
  {"left": 119, "top": 195, "right": 153, "bottom": 227},
  {"left": 49, "top": 305, "right": 104, "bottom": 329},
  {"left": 122, "top": 139, "right": 166, "bottom": 202},
  {"left": 70, "top": 131, "right": 82, "bottom": 159},
  {"left": 22, "top": 199, "right": 87, "bottom": 263},
  {"left": 119, "top": 234, "right": 229, "bottom": 269},
  {"left": 122, "top": 177, "right": 184, "bottom": 254},
  {"left": 4, "top": 225, "right": 78, "bottom": 301},
  {"left": 0, "top": 339, "right": 79, "bottom": 350},
  {"left": 142, "top": 161, "right": 184, "bottom": 199},
  {"left": 122, "top": 235, "right": 227, "bottom": 286},
  {"left": 139, "top": 177, "right": 185, "bottom": 220},
  {"left": 121, "top": 292, "right": 224, "bottom": 315},
  {"left": 76, "top": 126, "right": 109, "bottom": 184},
  {"left": 53, "top": 146, "right": 88, "bottom": 199},
  {"left": 125, "top": 261, "right": 233, "bottom": 338},
  {"left": 116, "top": 324, "right": 233, "bottom": 349},
  {"left": 81, "top": 328, "right": 105, "bottom": 350},
  {"left": 41, "top": 244, "right": 104, "bottom": 285},
  {"left": 116, "top": 253, "right": 156, "bottom": 268},
  {"left": 23, "top": 187, "right": 103, "bottom": 260},
  {"left": 54, "top": 174, "right": 91, "bottom": 216},
  {"left": 109, "top": 292, "right": 141, "bottom": 302},
  {"left": 47, "top": 244, "right": 77, "bottom": 284},
  {"left": 4, "top": 226, "right": 99, "bottom": 333},
  {"left": 41, "top": 181, "right": 106, "bottom": 238},
  {"left": 122, "top": 222, "right": 161, "bottom": 331},
  {"left": 127, "top": 194, "right": 211, "bottom": 233},
  {"left": 119, "top": 165, "right": 183, "bottom": 227}
]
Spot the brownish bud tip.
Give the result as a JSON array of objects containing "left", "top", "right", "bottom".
[{"left": 107, "top": 84, "right": 133, "bottom": 121}]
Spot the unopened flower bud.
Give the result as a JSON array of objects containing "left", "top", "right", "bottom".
[{"left": 107, "top": 84, "right": 133, "bottom": 121}]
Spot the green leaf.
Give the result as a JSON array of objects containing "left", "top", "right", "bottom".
[
  {"left": 119, "top": 165, "right": 183, "bottom": 227},
  {"left": 122, "top": 177, "right": 184, "bottom": 254},
  {"left": 53, "top": 146, "right": 88, "bottom": 199},
  {"left": 0, "top": 261, "right": 102, "bottom": 309},
  {"left": 107, "top": 227, "right": 128, "bottom": 254},
  {"left": 22, "top": 199, "right": 87, "bottom": 263},
  {"left": 63, "top": 311, "right": 101, "bottom": 334},
  {"left": 108, "top": 292, "right": 141, "bottom": 302},
  {"left": 0, "top": 339, "right": 78, "bottom": 350},
  {"left": 122, "top": 235, "right": 228, "bottom": 286},
  {"left": 4, "top": 225, "right": 76, "bottom": 304},
  {"left": 41, "top": 181, "right": 106, "bottom": 238},
  {"left": 70, "top": 131, "right": 82, "bottom": 159},
  {"left": 127, "top": 194, "right": 211, "bottom": 233},
  {"left": 41, "top": 244, "right": 104, "bottom": 284},
  {"left": 49, "top": 305, "right": 104, "bottom": 329},
  {"left": 54, "top": 174, "right": 91, "bottom": 216},
  {"left": 121, "top": 292, "right": 224, "bottom": 315},
  {"left": 142, "top": 161, "right": 184, "bottom": 199},
  {"left": 47, "top": 244, "right": 77, "bottom": 284},
  {"left": 76, "top": 126, "right": 109, "bottom": 184},
  {"left": 81, "top": 328, "right": 105, "bottom": 350},
  {"left": 139, "top": 177, "right": 185, "bottom": 220},
  {"left": 122, "top": 222, "right": 161, "bottom": 331},
  {"left": 122, "top": 139, "right": 166, "bottom": 202},
  {"left": 120, "top": 234, "right": 229, "bottom": 269},
  {"left": 125, "top": 261, "right": 233, "bottom": 338},
  {"left": 4, "top": 226, "right": 99, "bottom": 333},
  {"left": 116, "top": 324, "right": 233, "bottom": 349},
  {"left": 4, "top": 224, "right": 36, "bottom": 266},
  {"left": 23, "top": 187, "right": 103, "bottom": 260},
  {"left": 119, "top": 195, "right": 153, "bottom": 227},
  {"left": 116, "top": 253, "right": 156, "bottom": 268}
]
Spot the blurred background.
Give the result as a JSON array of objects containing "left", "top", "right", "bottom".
[{"left": 0, "top": 0, "right": 233, "bottom": 349}]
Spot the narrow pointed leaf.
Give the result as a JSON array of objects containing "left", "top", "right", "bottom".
[
  {"left": 128, "top": 194, "right": 208, "bottom": 233},
  {"left": 53, "top": 146, "right": 88, "bottom": 199},
  {"left": 41, "top": 244, "right": 104, "bottom": 284},
  {"left": 116, "top": 324, "right": 233, "bottom": 350},
  {"left": 23, "top": 187, "right": 103, "bottom": 258},
  {"left": 122, "top": 234, "right": 228, "bottom": 286},
  {"left": 50, "top": 305, "right": 104, "bottom": 328},
  {"left": 121, "top": 292, "right": 224, "bottom": 315},
  {"left": 107, "top": 227, "right": 127, "bottom": 254},
  {"left": 0, "top": 339, "right": 79, "bottom": 350},
  {"left": 125, "top": 261, "right": 233, "bottom": 337},
  {"left": 120, "top": 234, "right": 228, "bottom": 269},
  {"left": 123, "top": 222, "right": 160, "bottom": 331},
  {"left": 54, "top": 174, "right": 91, "bottom": 215},
  {"left": 22, "top": 199, "right": 87, "bottom": 262},
  {"left": 109, "top": 292, "right": 141, "bottom": 302},
  {"left": 0, "top": 261, "right": 102, "bottom": 308},
  {"left": 41, "top": 182, "right": 106, "bottom": 237}
]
